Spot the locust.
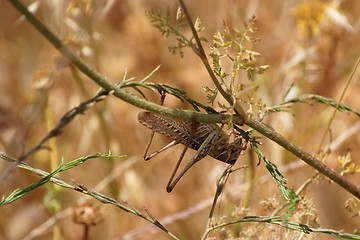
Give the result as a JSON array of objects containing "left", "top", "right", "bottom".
[{"left": 138, "top": 111, "right": 247, "bottom": 192}]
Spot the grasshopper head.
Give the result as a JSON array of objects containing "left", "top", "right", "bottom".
[{"left": 216, "top": 137, "right": 246, "bottom": 164}]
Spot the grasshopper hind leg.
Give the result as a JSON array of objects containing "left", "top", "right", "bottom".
[{"left": 166, "top": 131, "right": 218, "bottom": 192}]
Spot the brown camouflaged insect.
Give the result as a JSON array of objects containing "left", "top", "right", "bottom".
[{"left": 138, "top": 111, "right": 247, "bottom": 192}]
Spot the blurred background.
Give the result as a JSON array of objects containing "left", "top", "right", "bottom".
[{"left": 0, "top": 0, "right": 359, "bottom": 239}]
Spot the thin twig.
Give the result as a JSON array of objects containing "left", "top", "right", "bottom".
[
  {"left": 178, "top": 0, "right": 248, "bottom": 123},
  {"left": 0, "top": 89, "right": 112, "bottom": 182},
  {"left": 318, "top": 56, "right": 360, "bottom": 151}
]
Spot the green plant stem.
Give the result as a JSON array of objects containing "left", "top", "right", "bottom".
[
  {"left": 9, "top": 0, "right": 360, "bottom": 200},
  {"left": 178, "top": 0, "right": 248, "bottom": 123},
  {"left": 247, "top": 119, "right": 360, "bottom": 199}
]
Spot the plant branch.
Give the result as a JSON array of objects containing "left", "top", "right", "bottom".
[
  {"left": 247, "top": 119, "right": 360, "bottom": 199},
  {"left": 178, "top": 0, "right": 248, "bottom": 123}
]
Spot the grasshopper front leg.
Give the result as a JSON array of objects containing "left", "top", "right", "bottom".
[{"left": 143, "top": 139, "right": 179, "bottom": 161}]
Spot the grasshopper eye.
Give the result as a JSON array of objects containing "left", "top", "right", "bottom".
[
  {"left": 216, "top": 148, "right": 239, "bottom": 164},
  {"left": 216, "top": 151, "right": 231, "bottom": 162},
  {"left": 228, "top": 150, "right": 240, "bottom": 164}
]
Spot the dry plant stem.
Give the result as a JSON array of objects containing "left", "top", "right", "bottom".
[
  {"left": 208, "top": 164, "right": 233, "bottom": 220},
  {"left": 44, "top": 96, "right": 62, "bottom": 240},
  {"left": 9, "top": 0, "right": 360, "bottom": 200},
  {"left": 242, "top": 150, "right": 255, "bottom": 208},
  {"left": 317, "top": 56, "right": 360, "bottom": 152},
  {"left": 71, "top": 66, "right": 111, "bottom": 148},
  {"left": 0, "top": 89, "right": 111, "bottom": 182},
  {"left": 83, "top": 224, "right": 89, "bottom": 240}
]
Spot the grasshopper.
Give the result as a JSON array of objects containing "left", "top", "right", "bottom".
[{"left": 138, "top": 111, "right": 247, "bottom": 192}]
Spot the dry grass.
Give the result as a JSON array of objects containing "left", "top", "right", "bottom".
[{"left": 0, "top": 0, "right": 360, "bottom": 239}]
